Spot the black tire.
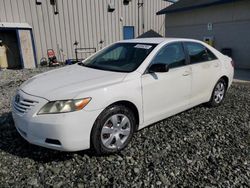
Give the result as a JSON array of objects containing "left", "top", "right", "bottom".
[
  {"left": 207, "top": 78, "right": 227, "bottom": 107},
  {"left": 91, "top": 105, "right": 136, "bottom": 155}
]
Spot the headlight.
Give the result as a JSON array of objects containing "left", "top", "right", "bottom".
[{"left": 38, "top": 98, "right": 91, "bottom": 114}]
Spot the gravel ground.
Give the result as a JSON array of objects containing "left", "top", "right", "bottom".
[{"left": 0, "top": 67, "right": 249, "bottom": 187}]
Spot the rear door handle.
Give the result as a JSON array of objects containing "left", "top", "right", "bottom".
[{"left": 214, "top": 62, "right": 220, "bottom": 67}]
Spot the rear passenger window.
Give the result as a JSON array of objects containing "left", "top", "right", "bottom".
[
  {"left": 207, "top": 49, "right": 217, "bottom": 61},
  {"left": 185, "top": 42, "right": 217, "bottom": 64}
]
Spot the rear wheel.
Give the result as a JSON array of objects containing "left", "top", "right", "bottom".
[
  {"left": 91, "top": 105, "right": 135, "bottom": 155},
  {"left": 207, "top": 79, "right": 227, "bottom": 107}
]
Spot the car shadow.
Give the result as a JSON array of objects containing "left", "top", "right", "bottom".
[{"left": 0, "top": 112, "right": 95, "bottom": 163}]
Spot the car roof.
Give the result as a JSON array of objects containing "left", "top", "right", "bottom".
[{"left": 119, "top": 37, "right": 199, "bottom": 44}]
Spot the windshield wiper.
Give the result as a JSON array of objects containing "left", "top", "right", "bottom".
[{"left": 77, "top": 62, "right": 86, "bottom": 66}]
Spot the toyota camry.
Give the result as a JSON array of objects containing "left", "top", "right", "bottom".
[{"left": 12, "top": 38, "right": 234, "bottom": 154}]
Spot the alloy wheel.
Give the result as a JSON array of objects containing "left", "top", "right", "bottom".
[{"left": 214, "top": 82, "right": 225, "bottom": 104}]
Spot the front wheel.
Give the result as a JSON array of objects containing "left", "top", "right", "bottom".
[
  {"left": 91, "top": 105, "right": 135, "bottom": 155},
  {"left": 207, "top": 79, "right": 227, "bottom": 107}
]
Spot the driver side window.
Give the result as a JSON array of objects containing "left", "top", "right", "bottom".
[{"left": 152, "top": 43, "right": 186, "bottom": 69}]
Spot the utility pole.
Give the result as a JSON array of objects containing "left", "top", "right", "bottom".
[{"left": 137, "top": 0, "right": 144, "bottom": 36}]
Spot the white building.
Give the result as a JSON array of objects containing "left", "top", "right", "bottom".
[{"left": 0, "top": 0, "right": 169, "bottom": 69}]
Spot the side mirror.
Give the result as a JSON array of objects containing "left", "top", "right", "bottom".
[{"left": 148, "top": 63, "right": 169, "bottom": 73}]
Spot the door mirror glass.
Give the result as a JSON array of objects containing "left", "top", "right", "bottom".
[{"left": 148, "top": 63, "right": 169, "bottom": 73}]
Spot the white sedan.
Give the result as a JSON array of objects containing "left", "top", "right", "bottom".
[{"left": 12, "top": 38, "right": 234, "bottom": 154}]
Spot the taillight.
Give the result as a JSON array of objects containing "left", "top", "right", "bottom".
[{"left": 231, "top": 60, "right": 235, "bottom": 68}]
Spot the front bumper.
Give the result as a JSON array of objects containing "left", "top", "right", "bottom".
[{"left": 12, "top": 90, "right": 102, "bottom": 151}]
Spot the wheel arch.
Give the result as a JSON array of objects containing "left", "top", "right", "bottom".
[
  {"left": 220, "top": 75, "right": 229, "bottom": 89},
  {"left": 92, "top": 100, "right": 140, "bottom": 132},
  {"left": 107, "top": 100, "right": 140, "bottom": 131},
  {"left": 90, "top": 100, "right": 141, "bottom": 152}
]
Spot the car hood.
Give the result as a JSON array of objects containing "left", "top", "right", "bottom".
[{"left": 21, "top": 65, "right": 127, "bottom": 101}]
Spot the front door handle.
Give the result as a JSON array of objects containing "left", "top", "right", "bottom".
[{"left": 183, "top": 70, "right": 191, "bottom": 76}]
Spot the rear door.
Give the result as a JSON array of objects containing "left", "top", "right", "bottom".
[{"left": 184, "top": 42, "right": 221, "bottom": 105}]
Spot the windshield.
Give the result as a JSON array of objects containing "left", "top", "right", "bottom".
[{"left": 80, "top": 43, "right": 157, "bottom": 73}]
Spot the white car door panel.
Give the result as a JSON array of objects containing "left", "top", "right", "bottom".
[
  {"left": 191, "top": 60, "right": 221, "bottom": 104},
  {"left": 142, "top": 66, "right": 191, "bottom": 124},
  {"left": 184, "top": 42, "right": 221, "bottom": 105},
  {"left": 141, "top": 42, "right": 192, "bottom": 125}
]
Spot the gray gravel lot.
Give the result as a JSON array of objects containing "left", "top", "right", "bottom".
[{"left": 0, "top": 67, "right": 249, "bottom": 187}]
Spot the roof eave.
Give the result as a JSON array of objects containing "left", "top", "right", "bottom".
[{"left": 156, "top": 0, "right": 236, "bottom": 15}]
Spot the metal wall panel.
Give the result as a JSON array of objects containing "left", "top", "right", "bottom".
[
  {"left": 0, "top": 0, "right": 169, "bottom": 62},
  {"left": 3, "top": 0, "right": 14, "bottom": 22},
  {"left": 10, "top": 0, "right": 20, "bottom": 22},
  {"left": 0, "top": 0, "right": 7, "bottom": 22}
]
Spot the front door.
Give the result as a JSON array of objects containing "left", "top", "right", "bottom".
[{"left": 142, "top": 42, "right": 192, "bottom": 125}]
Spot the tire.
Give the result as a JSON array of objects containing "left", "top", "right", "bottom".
[
  {"left": 91, "top": 105, "right": 136, "bottom": 155},
  {"left": 207, "top": 78, "right": 227, "bottom": 107}
]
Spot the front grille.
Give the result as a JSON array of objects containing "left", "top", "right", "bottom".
[
  {"left": 45, "top": 139, "right": 62, "bottom": 146},
  {"left": 14, "top": 95, "right": 38, "bottom": 114}
]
